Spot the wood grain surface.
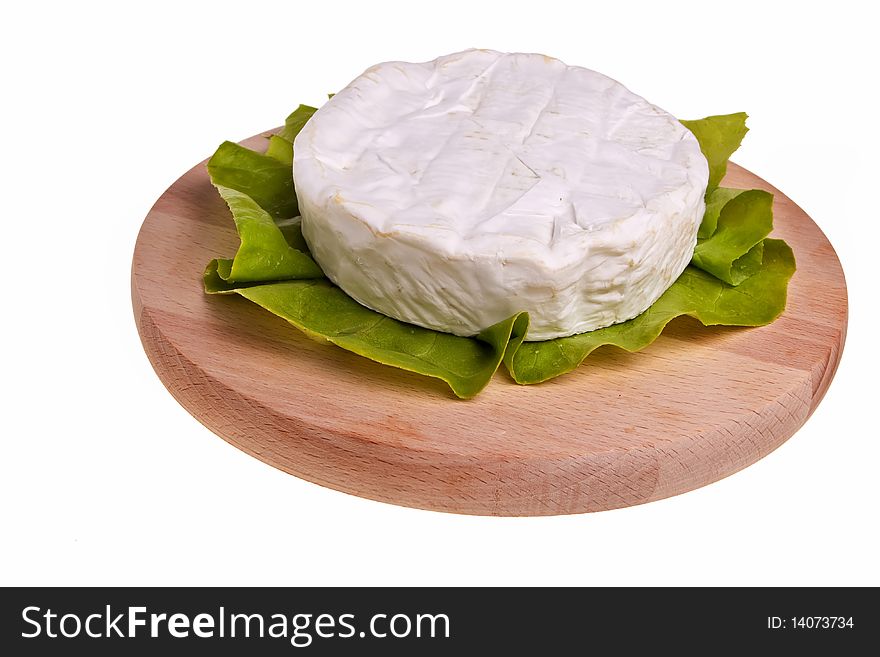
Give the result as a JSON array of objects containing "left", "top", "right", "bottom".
[{"left": 131, "top": 132, "right": 847, "bottom": 515}]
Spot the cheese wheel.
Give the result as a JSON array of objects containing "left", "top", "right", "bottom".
[{"left": 294, "top": 49, "right": 708, "bottom": 340}]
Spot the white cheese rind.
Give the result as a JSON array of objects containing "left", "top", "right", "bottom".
[{"left": 294, "top": 49, "right": 709, "bottom": 340}]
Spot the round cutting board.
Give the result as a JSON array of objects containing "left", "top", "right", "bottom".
[{"left": 132, "top": 131, "right": 847, "bottom": 516}]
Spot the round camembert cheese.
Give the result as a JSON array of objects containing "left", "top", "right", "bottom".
[{"left": 294, "top": 50, "right": 709, "bottom": 340}]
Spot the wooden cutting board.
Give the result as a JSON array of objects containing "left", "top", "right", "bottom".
[{"left": 131, "top": 131, "right": 847, "bottom": 516}]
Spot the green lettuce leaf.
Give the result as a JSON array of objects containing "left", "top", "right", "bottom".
[
  {"left": 207, "top": 141, "right": 299, "bottom": 219},
  {"left": 691, "top": 188, "right": 773, "bottom": 285},
  {"left": 504, "top": 239, "right": 794, "bottom": 383},
  {"left": 264, "top": 103, "right": 315, "bottom": 165},
  {"left": 277, "top": 104, "right": 318, "bottom": 143},
  {"left": 208, "top": 185, "right": 323, "bottom": 283},
  {"left": 206, "top": 129, "right": 319, "bottom": 282},
  {"left": 265, "top": 134, "right": 294, "bottom": 166},
  {"left": 698, "top": 186, "right": 747, "bottom": 239},
  {"left": 203, "top": 105, "right": 794, "bottom": 398},
  {"left": 205, "top": 260, "right": 528, "bottom": 399},
  {"left": 681, "top": 113, "right": 748, "bottom": 193}
]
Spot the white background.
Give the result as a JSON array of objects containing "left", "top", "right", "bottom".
[{"left": 3, "top": 0, "right": 877, "bottom": 586}]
